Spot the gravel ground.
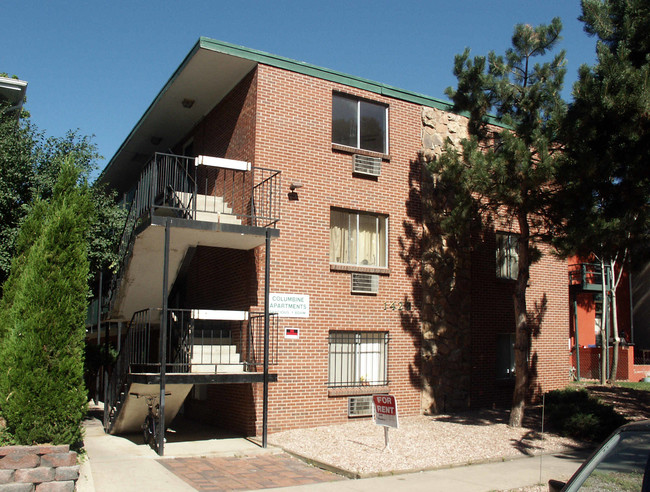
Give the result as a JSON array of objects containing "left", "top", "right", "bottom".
[{"left": 268, "top": 408, "right": 586, "bottom": 478}]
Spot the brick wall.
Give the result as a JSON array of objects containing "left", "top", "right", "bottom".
[
  {"left": 177, "top": 61, "right": 571, "bottom": 435},
  {"left": 249, "top": 65, "right": 424, "bottom": 433},
  {"left": 0, "top": 445, "right": 78, "bottom": 491},
  {"left": 469, "top": 230, "right": 569, "bottom": 408}
]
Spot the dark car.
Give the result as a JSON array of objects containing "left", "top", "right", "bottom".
[{"left": 549, "top": 420, "right": 650, "bottom": 491}]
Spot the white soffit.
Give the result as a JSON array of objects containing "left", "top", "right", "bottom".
[{"left": 100, "top": 48, "right": 257, "bottom": 192}]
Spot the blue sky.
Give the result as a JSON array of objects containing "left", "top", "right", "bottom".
[{"left": 4, "top": 1, "right": 597, "bottom": 180}]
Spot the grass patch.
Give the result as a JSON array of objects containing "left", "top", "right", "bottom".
[{"left": 611, "top": 381, "right": 650, "bottom": 392}]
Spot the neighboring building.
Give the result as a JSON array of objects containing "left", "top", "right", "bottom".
[
  {"left": 569, "top": 258, "right": 650, "bottom": 381},
  {"left": 632, "top": 261, "right": 650, "bottom": 357},
  {"left": 93, "top": 38, "right": 570, "bottom": 451},
  {"left": 0, "top": 76, "right": 27, "bottom": 119}
]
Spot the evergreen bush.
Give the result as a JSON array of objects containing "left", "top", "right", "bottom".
[
  {"left": 545, "top": 388, "right": 627, "bottom": 442},
  {"left": 0, "top": 157, "right": 92, "bottom": 446}
]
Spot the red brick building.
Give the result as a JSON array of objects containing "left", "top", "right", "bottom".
[
  {"left": 94, "top": 38, "right": 571, "bottom": 452},
  {"left": 569, "top": 258, "right": 650, "bottom": 381}
]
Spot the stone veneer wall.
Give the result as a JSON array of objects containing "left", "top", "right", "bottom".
[
  {"left": 421, "top": 106, "right": 468, "bottom": 161},
  {"left": 419, "top": 106, "right": 474, "bottom": 413},
  {"left": 0, "top": 445, "right": 79, "bottom": 492}
]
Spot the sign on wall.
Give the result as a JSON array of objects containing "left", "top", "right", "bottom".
[
  {"left": 269, "top": 293, "right": 310, "bottom": 318},
  {"left": 284, "top": 327, "right": 300, "bottom": 339}
]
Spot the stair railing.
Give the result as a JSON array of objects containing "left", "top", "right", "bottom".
[
  {"left": 104, "top": 308, "right": 280, "bottom": 430},
  {"left": 104, "top": 308, "right": 152, "bottom": 431},
  {"left": 106, "top": 154, "right": 196, "bottom": 313}
]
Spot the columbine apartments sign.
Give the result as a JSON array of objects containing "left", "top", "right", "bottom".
[{"left": 269, "top": 293, "right": 310, "bottom": 318}]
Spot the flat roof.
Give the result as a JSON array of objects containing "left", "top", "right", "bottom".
[{"left": 98, "top": 38, "right": 456, "bottom": 192}]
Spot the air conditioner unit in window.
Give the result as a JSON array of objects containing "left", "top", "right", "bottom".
[
  {"left": 351, "top": 273, "right": 379, "bottom": 294},
  {"left": 348, "top": 395, "right": 373, "bottom": 417},
  {"left": 353, "top": 154, "right": 381, "bottom": 177}
]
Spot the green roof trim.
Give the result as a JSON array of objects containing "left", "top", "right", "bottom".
[
  {"left": 100, "top": 37, "right": 505, "bottom": 184},
  {"left": 198, "top": 37, "right": 455, "bottom": 111}
]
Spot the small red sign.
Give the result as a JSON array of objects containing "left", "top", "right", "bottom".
[{"left": 284, "top": 327, "right": 299, "bottom": 339}]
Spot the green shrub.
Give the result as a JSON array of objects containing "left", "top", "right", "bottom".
[
  {"left": 0, "top": 158, "right": 92, "bottom": 446},
  {"left": 545, "top": 388, "right": 627, "bottom": 442}
]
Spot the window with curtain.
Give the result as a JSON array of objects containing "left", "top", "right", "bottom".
[
  {"left": 332, "top": 93, "right": 388, "bottom": 154},
  {"left": 330, "top": 209, "right": 387, "bottom": 267},
  {"left": 496, "top": 232, "right": 519, "bottom": 280},
  {"left": 328, "top": 331, "right": 388, "bottom": 387}
]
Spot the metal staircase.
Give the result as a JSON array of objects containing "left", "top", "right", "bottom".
[
  {"left": 103, "top": 152, "right": 281, "bottom": 321},
  {"left": 94, "top": 151, "right": 281, "bottom": 454}
]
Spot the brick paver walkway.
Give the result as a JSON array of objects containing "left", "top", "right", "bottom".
[{"left": 159, "top": 453, "right": 345, "bottom": 491}]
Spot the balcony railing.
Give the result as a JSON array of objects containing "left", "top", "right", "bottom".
[
  {"left": 104, "top": 307, "right": 279, "bottom": 429},
  {"left": 569, "top": 263, "right": 610, "bottom": 291},
  {"left": 104, "top": 153, "right": 281, "bottom": 317}
]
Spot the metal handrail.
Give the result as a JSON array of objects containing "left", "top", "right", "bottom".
[
  {"left": 104, "top": 308, "right": 279, "bottom": 431},
  {"left": 105, "top": 154, "right": 281, "bottom": 316},
  {"left": 568, "top": 263, "right": 610, "bottom": 286}
]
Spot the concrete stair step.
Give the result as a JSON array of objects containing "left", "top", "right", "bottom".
[
  {"left": 191, "top": 345, "right": 241, "bottom": 364},
  {"left": 174, "top": 192, "right": 241, "bottom": 224},
  {"left": 190, "top": 363, "right": 246, "bottom": 374}
]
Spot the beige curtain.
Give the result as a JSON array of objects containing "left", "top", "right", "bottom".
[
  {"left": 358, "top": 214, "right": 377, "bottom": 265},
  {"left": 330, "top": 210, "right": 349, "bottom": 263},
  {"left": 331, "top": 211, "right": 386, "bottom": 267}
]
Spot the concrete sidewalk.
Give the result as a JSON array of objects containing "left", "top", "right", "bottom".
[
  {"left": 262, "top": 452, "right": 586, "bottom": 491},
  {"left": 79, "top": 412, "right": 587, "bottom": 492}
]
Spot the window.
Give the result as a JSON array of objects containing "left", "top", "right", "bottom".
[
  {"left": 496, "top": 233, "right": 519, "bottom": 280},
  {"left": 496, "top": 333, "right": 515, "bottom": 379},
  {"left": 332, "top": 93, "right": 388, "bottom": 153},
  {"left": 328, "top": 331, "right": 388, "bottom": 387},
  {"left": 330, "top": 209, "right": 387, "bottom": 267}
]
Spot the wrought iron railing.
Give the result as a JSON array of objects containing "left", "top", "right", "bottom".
[
  {"left": 104, "top": 308, "right": 279, "bottom": 430},
  {"left": 105, "top": 153, "right": 281, "bottom": 315}
]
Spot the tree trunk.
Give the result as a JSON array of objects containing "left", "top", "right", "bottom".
[
  {"left": 609, "top": 257, "right": 623, "bottom": 383},
  {"left": 509, "top": 216, "right": 530, "bottom": 428}
]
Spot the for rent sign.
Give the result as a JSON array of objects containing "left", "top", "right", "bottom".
[{"left": 372, "top": 394, "right": 398, "bottom": 429}]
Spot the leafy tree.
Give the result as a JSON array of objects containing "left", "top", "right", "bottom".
[
  {"left": 0, "top": 102, "right": 36, "bottom": 287},
  {"left": 0, "top": 157, "right": 92, "bottom": 445},
  {"left": 555, "top": 0, "right": 650, "bottom": 382},
  {"left": 0, "top": 110, "right": 125, "bottom": 294},
  {"left": 433, "top": 19, "right": 567, "bottom": 426}
]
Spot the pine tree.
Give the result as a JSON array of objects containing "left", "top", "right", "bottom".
[
  {"left": 433, "top": 19, "right": 566, "bottom": 426},
  {"left": 556, "top": 0, "right": 650, "bottom": 382},
  {"left": 558, "top": 0, "right": 649, "bottom": 259},
  {"left": 0, "top": 157, "right": 92, "bottom": 445}
]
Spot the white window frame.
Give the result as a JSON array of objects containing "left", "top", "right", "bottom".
[
  {"left": 328, "top": 331, "right": 388, "bottom": 388},
  {"left": 496, "top": 232, "right": 519, "bottom": 280},
  {"left": 332, "top": 93, "right": 388, "bottom": 154},
  {"left": 330, "top": 209, "right": 388, "bottom": 268}
]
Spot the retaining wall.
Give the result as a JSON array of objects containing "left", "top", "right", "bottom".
[{"left": 0, "top": 444, "right": 79, "bottom": 492}]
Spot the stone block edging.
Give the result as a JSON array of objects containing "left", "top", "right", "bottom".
[{"left": 0, "top": 445, "right": 78, "bottom": 491}]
